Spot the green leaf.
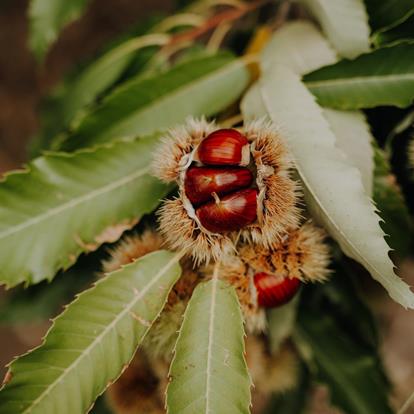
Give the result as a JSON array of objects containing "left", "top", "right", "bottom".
[
  {"left": 323, "top": 109, "right": 374, "bottom": 195},
  {"left": 60, "top": 54, "right": 250, "bottom": 151},
  {"left": 374, "top": 13, "right": 414, "bottom": 46},
  {"left": 300, "top": 0, "right": 370, "bottom": 58},
  {"left": 304, "top": 43, "right": 414, "bottom": 109},
  {"left": 242, "top": 65, "right": 414, "bottom": 308},
  {"left": 296, "top": 310, "right": 393, "bottom": 414},
  {"left": 0, "top": 250, "right": 182, "bottom": 414},
  {"left": 167, "top": 278, "right": 251, "bottom": 414},
  {"left": 260, "top": 21, "right": 337, "bottom": 75},
  {"left": 29, "top": 0, "right": 91, "bottom": 61},
  {"left": 374, "top": 146, "right": 412, "bottom": 257},
  {"left": 59, "top": 34, "right": 170, "bottom": 129},
  {"left": 0, "top": 136, "right": 170, "bottom": 288},
  {"left": 258, "top": 21, "right": 375, "bottom": 195},
  {"left": 364, "top": 0, "right": 414, "bottom": 31}
]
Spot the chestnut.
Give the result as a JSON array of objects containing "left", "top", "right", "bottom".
[
  {"left": 253, "top": 272, "right": 301, "bottom": 308},
  {"left": 184, "top": 166, "right": 253, "bottom": 205}
]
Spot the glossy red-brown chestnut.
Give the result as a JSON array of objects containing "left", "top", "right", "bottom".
[
  {"left": 184, "top": 166, "right": 253, "bottom": 205},
  {"left": 254, "top": 272, "right": 301, "bottom": 308},
  {"left": 196, "top": 188, "right": 258, "bottom": 233},
  {"left": 197, "top": 129, "right": 250, "bottom": 166}
]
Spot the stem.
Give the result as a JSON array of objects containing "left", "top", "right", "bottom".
[{"left": 168, "top": 0, "right": 269, "bottom": 48}]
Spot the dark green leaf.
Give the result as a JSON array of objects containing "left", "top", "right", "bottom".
[
  {"left": 29, "top": 0, "right": 91, "bottom": 60},
  {"left": 296, "top": 310, "right": 393, "bottom": 414},
  {"left": 374, "top": 13, "right": 414, "bottom": 46},
  {"left": 364, "top": 0, "right": 414, "bottom": 31},
  {"left": 60, "top": 53, "right": 250, "bottom": 151},
  {"left": 304, "top": 43, "right": 414, "bottom": 109},
  {"left": 374, "top": 146, "right": 413, "bottom": 257}
]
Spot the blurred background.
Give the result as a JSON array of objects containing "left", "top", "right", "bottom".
[{"left": 0, "top": 1, "right": 414, "bottom": 413}]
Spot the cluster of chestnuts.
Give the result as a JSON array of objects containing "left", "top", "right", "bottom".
[
  {"left": 103, "top": 119, "right": 331, "bottom": 413},
  {"left": 152, "top": 118, "right": 330, "bottom": 312}
]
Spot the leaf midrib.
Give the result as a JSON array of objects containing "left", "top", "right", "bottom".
[
  {"left": 306, "top": 73, "right": 414, "bottom": 89},
  {"left": 205, "top": 277, "right": 218, "bottom": 414},
  {"left": 0, "top": 165, "right": 150, "bottom": 240},
  {"left": 22, "top": 251, "right": 181, "bottom": 414}
]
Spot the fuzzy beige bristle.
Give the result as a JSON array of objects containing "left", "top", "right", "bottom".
[
  {"left": 240, "top": 222, "right": 331, "bottom": 283},
  {"left": 102, "top": 230, "right": 164, "bottom": 273},
  {"left": 246, "top": 336, "right": 299, "bottom": 394},
  {"left": 106, "top": 351, "right": 166, "bottom": 414},
  {"left": 243, "top": 119, "right": 301, "bottom": 246},
  {"left": 151, "top": 117, "right": 216, "bottom": 182},
  {"left": 157, "top": 197, "right": 236, "bottom": 264},
  {"left": 199, "top": 257, "right": 266, "bottom": 333}
]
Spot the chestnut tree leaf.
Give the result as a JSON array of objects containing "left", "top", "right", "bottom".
[
  {"left": 242, "top": 64, "right": 414, "bottom": 308},
  {"left": 61, "top": 53, "right": 250, "bottom": 151},
  {"left": 0, "top": 136, "right": 170, "bottom": 288},
  {"left": 260, "top": 21, "right": 337, "bottom": 75},
  {"left": 323, "top": 109, "right": 374, "bottom": 195},
  {"left": 296, "top": 310, "right": 393, "bottom": 414},
  {"left": 299, "top": 0, "right": 370, "bottom": 59},
  {"left": 0, "top": 250, "right": 182, "bottom": 414},
  {"left": 59, "top": 34, "right": 171, "bottom": 131},
  {"left": 167, "top": 278, "right": 251, "bottom": 414},
  {"left": 364, "top": 0, "right": 414, "bottom": 31},
  {"left": 304, "top": 43, "right": 414, "bottom": 109},
  {"left": 29, "top": 0, "right": 91, "bottom": 61},
  {"left": 254, "top": 21, "right": 375, "bottom": 195}
]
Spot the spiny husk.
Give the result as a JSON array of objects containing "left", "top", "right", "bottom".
[
  {"left": 242, "top": 118, "right": 301, "bottom": 247},
  {"left": 157, "top": 197, "right": 236, "bottom": 265},
  {"left": 153, "top": 117, "right": 300, "bottom": 263},
  {"left": 151, "top": 117, "right": 216, "bottom": 183},
  {"left": 240, "top": 222, "right": 331, "bottom": 283},
  {"left": 102, "top": 230, "right": 164, "bottom": 273}
]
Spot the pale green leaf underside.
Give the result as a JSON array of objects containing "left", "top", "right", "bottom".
[
  {"left": 257, "top": 21, "right": 374, "bottom": 195},
  {"left": 0, "top": 136, "right": 169, "bottom": 287},
  {"left": 304, "top": 43, "right": 414, "bottom": 109},
  {"left": 243, "top": 65, "right": 414, "bottom": 308},
  {"left": 0, "top": 250, "right": 182, "bottom": 414},
  {"left": 300, "top": 0, "right": 370, "bottom": 59},
  {"left": 261, "top": 21, "right": 337, "bottom": 75},
  {"left": 167, "top": 278, "right": 251, "bottom": 414},
  {"left": 323, "top": 109, "right": 374, "bottom": 195},
  {"left": 61, "top": 54, "right": 250, "bottom": 151},
  {"left": 29, "top": 0, "right": 91, "bottom": 60}
]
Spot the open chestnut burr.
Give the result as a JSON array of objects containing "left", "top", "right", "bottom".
[{"left": 152, "top": 118, "right": 300, "bottom": 263}]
